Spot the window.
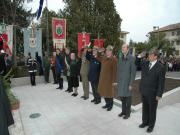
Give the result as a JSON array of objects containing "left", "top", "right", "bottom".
[
  {"left": 172, "top": 31, "right": 175, "bottom": 36},
  {"left": 177, "top": 30, "right": 180, "bottom": 35},
  {"left": 171, "top": 41, "right": 174, "bottom": 45},
  {"left": 175, "top": 50, "right": 179, "bottom": 55},
  {"left": 121, "top": 34, "right": 124, "bottom": 38},
  {"left": 176, "top": 40, "right": 180, "bottom": 45}
]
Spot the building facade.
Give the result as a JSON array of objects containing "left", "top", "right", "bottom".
[
  {"left": 119, "top": 31, "right": 129, "bottom": 44},
  {"left": 151, "top": 23, "right": 180, "bottom": 57}
]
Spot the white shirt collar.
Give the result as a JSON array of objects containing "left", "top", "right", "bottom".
[{"left": 149, "top": 60, "right": 157, "bottom": 69}]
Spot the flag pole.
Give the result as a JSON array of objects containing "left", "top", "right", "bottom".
[{"left": 46, "top": 0, "right": 50, "bottom": 56}]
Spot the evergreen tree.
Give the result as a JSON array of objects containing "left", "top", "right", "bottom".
[
  {"left": 0, "top": 0, "right": 35, "bottom": 27},
  {"left": 58, "top": 0, "right": 122, "bottom": 50}
]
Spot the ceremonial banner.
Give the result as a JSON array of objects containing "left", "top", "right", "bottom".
[
  {"left": 78, "top": 32, "right": 90, "bottom": 54},
  {"left": 93, "top": 39, "right": 104, "bottom": 48},
  {"left": 52, "top": 18, "right": 66, "bottom": 49},
  {"left": 0, "top": 25, "right": 13, "bottom": 56},
  {"left": 23, "top": 28, "right": 42, "bottom": 59},
  {"left": 5, "top": 25, "right": 13, "bottom": 56}
]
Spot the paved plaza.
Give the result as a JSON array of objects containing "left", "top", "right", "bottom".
[{"left": 9, "top": 77, "right": 180, "bottom": 135}]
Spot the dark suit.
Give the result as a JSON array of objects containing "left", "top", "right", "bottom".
[
  {"left": 86, "top": 51, "right": 101, "bottom": 102},
  {"left": 0, "top": 77, "right": 14, "bottom": 135},
  {"left": 0, "top": 53, "right": 7, "bottom": 75},
  {"left": 55, "top": 54, "right": 65, "bottom": 89},
  {"left": 140, "top": 60, "right": 165, "bottom": 128}
]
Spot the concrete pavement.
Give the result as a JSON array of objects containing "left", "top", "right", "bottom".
[{"left": 10, "top": 81, "right": 180, "bottom": 135}]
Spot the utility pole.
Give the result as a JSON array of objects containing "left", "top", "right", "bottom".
[{"left": 98, "top": 32, "right": 100, "bottom": 47}]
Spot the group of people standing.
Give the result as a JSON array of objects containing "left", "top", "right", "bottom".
[
  {"left": 167, "top": 59, "right": 180, "bottom": 71},
  {"left": 26, "top": 43, "right": 166, "bottom": 133},
  {"left": 51, "top": 44, "right": 165, "bottom": 133}
]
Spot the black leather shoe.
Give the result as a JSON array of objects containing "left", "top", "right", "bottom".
[
  {"left": 65, "top": 89, "right": 69, "bottom": 92},
  {"left": 56, "top": 87, "right": 60, "bottom": 89},
  {"left": 147, "top": 127, "right": 153, "bottom": 133},
  {"left": 84, "top": 97, "right": 89, "bottom": 100},
  {"left": 139, "top": 123, "right": 148, "bottom": 128},
  {"left": 107, "top": 107, "right": 113, "bottom": 111},
  {"left": 72, "top": 93, "right": 77, "bottom": 96},
  {"left": 91, "top": 99, "right": 95, "bottom": 102},
  {"left": 94, "top": 100, "right": 101, "bottom": 104},
  {"left": 102, "top": 105, "right": 108, "bottom": 109},
  {"left": 81, "top": 96, "right": 85, "bottom": 98},
  {"left": 68, "top": 90, "right": 73, "bottom": 93},
  {"left": 123, "top": 115, "right": 130, "bottom": 119},
  {"left": 118, "top": 112, "right": 125, "bottom": 117}
]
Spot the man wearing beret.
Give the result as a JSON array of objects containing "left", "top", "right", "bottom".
[{"left": 97, "top": 45, "right": 117, "bottom": 111}]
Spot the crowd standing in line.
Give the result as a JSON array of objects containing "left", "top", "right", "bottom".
[{"left": 25, "top": 44, "right": 166, "bottom": 133}]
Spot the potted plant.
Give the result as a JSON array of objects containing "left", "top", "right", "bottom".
[{"left": 1, "top": 68, "right": 20, "bottom": 110}]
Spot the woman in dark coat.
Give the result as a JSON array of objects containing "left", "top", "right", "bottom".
[{"left": 69, "top": 52, "right": 80, "bottom": 96}]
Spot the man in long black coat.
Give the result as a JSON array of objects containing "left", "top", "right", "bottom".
[
  {"left": 0, "top": 76, "right": 14, "bottom": 135},
  {"left": 139, "top": 49, "right": 165, "bottom": 133}
]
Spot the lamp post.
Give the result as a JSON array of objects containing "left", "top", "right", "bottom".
[{"left": 153, "top": 26, "right": 160, "bottom": 48}]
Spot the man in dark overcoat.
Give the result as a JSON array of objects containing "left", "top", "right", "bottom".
[{"left": 116, "top": 44, "right": 136, "bottom": 119}]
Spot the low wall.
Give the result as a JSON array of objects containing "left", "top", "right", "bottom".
[
  {"left": 11, "top": 72, "right": 54, "bottom": 87},
  {"left": 158, "top": 87, "right": 180, "bottom": 108}
]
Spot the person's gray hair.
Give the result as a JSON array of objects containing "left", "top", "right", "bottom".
[
  {"left": 122, "top": 44, "right": 129, "bottom": 49},
  {"left": 149, "top": 48, "right": 159, "bottom": 56}
]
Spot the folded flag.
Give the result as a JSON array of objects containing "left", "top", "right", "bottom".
[{"left": 37, "top": 0, "right": 44, "bottom": 20}]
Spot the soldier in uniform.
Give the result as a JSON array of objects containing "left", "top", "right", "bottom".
[
  {"left": 27, "top": 58, "right": 37, "bottom": 86},
  {"left": 43, "top": 52, "right": 51, "bottom": 83},
  {"left": 80, "top": 46, "right": 90, "bottom": 100}
]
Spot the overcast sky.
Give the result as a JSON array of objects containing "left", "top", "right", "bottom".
[{"left": 27, "top": 0, "right": 180, "bottom": 42}]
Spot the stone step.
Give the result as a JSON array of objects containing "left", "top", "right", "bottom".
[{"left": 160, "top": 105, "right": 180, "bottom": 115}]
